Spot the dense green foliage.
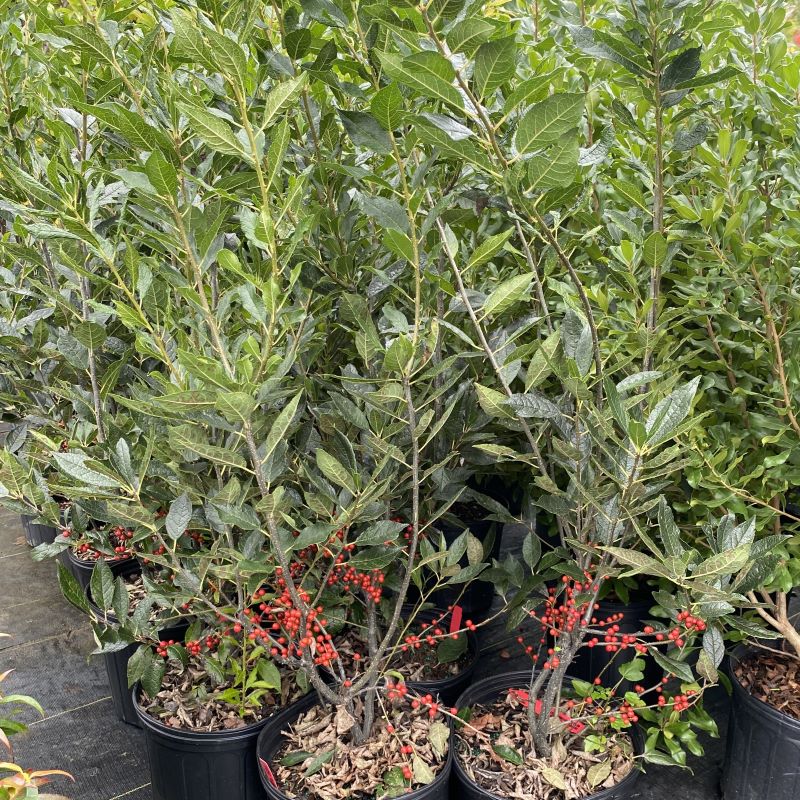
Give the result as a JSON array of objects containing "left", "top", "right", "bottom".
[{"left": 0, "top": 0, "right": 798, "bottom": 786}]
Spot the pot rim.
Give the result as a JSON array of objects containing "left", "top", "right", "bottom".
[
  {"left": 729, "top": 644, "right": 800, "bottom": 731},
  {"left": 452, "top": 670, "right": 643, "bottom": 800},
  {"left": 66, "top": 546, "right": 136, "bottom": 570},
  {"left": 256, "top": 693, "right": 454, "bottom": 800}
]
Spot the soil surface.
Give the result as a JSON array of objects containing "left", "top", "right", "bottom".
[
  {"left": 139, "top": 660, "right": 305, "bottom": 731},
  {"left": 275, "top": 700, "right": 449, "bottom": 799},
  {"left": 456, "top": 691, "right": 634, "bottom": 800},
  {"left": 735, "top": 650, "right": 800, "bottom": 720}
]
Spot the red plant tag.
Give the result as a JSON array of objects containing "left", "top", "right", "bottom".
[
  {"left": 259, "top": 758, "right": 277, "bottom": 787},
  {"left": 450, "top": 604, "right": 463, "bottom": 634}
]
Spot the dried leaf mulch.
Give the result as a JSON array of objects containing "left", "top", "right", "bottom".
[
  {"left": 456, "top": 691, "right": 634, "bottom": 800},
  {"left": 139, "top": 661, "right": 304, "bottom": 732},
  {"left": 736, "top": 650, "right": 800, "bottom": 720},
  {"left": 275, "top": 698, "right": 450, "bottom": 799}
]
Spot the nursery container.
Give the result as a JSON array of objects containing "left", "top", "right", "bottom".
[
  {"left": 453, "top": 671, "right": 642, "bottom": 800},
  {"left": 721, "top": 646, "right": 800, "bottom": 800},
  {"left": 256, "top": 691, "right": 453, "bottom": 800},
  {"left": 20, "top": 514, "right": 58, "bottom": 547},
  {"left": 65, "top": 547, "right": 134, "bottom": 591},
  {"left": 134, "top": 688, "right": 291, "bottom": 800},
  {"left": 568, "top": 592, "right": 662, "bottom": 694},
  {"left": 87, "top": 561, "right": 188, "bottom": 726}
]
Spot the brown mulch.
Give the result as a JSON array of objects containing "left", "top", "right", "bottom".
[
  {"left": 736, "top": 650, "right": 800, "bottom": 720},
  {"left": 274, "top": 700, "right": 449, "bottom": 800},
  {"left": 456, "top": 692, "right": 635, "bottom": 800},
  {"left": 139, "top": 661, "right": 304, "bottom": 732}
]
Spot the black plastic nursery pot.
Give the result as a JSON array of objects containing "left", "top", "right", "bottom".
[
  {"left": 65, "top": 547, "right": 135, "bottom": 591},
  {"left": 453, "top": 671, "right": 643, "bottom": 800},
  {"left": 256, "top": 691, "right": 453, "bottom": 800},
  {"left": 20, "top": 514, "right": 58, "bottom": 547},
  {"left": 134, "top": 688, "right": 291, "bottom": 800},
  {"left": 87, "top": 561, "right": 188, "bottom": 727},
  {"left": 567, "top": 593, "right": 662, "bottom": 695},
  {"left": 721, "top": 646, "right": 800, "bottom": 800}
]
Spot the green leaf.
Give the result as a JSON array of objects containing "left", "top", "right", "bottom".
[
  {"left": 58, "top": 562, "right": 90, "bottom": 614},
  {"left": 178, "top": 102, "right": 246, "bottom": 158},
  {"left": 702, "top": 626, "right": 725, "bottom": 668},
  {"left": 642, "top": 231, "right": 667, "bottom": 268},
  {"left": 482, "top": 274, "right": 532, "bottom": 316},
  {"left": 141, "top": 652, "right": 167, "bottom": 697},
  {"left": 280, "top": 751, "right": 314, "bottom": 767},
  {"left": 475, "top": 383, "right": 514, "bottom": 419},
  {"left": 492, "top": 744, "right": 524, "bottom": 766},
  {"left": 383, "top": 229, "right": 416, "bottom": 263},
  {"left": 73, "top": 321, "right": 107, "bottom": 350},
  {"left": 525, "top": 137, "right": 580, "bottom": 191},
  {"left": 467, "top": 229, "right": 514, "bottom": 271},
  {"left": 377, "top": 51, "right": 463, "bottom": 111},
  {"left": 525, "top": 330, "right": 559, "bottom": 390},
  {"left": 301, "top": 0, "right": 348, "bottom": 27},
  {"left": 447, "top": 19, "right": 495, "bottom": 54},
  {"left": 204, "top": 29, "right": 249, "bottom": 92},
  {"left": 371, "top": 83, "right": 404, "bottom": 130},
  {"left": 53, "top": 453, "right": 124, "bottom": 489},
  {"left": 304, "top": 749, "right": 335, "bottom": 777},
  {"left": 414, "top": 120, "right": 495, "bottom": 173},
  {"left": 650, "top": 650, "right": 695, "bottom": 683},
  {"left": 657, "top": 497, "right": 684, "bottom": 558},
  {"left": 166, "top": 493, "right": 192, "bottom": 540},
  {"left": 437, "top": 632, "right": 468, "bottom": 663},
  {"left": 692, "top": 543, "right": 750, "bottom": 579},
  {"left": 570, "top": 26, "right": 648, "bottom": 75},
  {"left": 645, "top": 377, "right": 701, "bottom": 444},
  {"left": 522, "top": 531, "right": 541, "bottom": 569},
  {"left": 383, "top": 334, "right": 413, "bottom": 374},
  {"left": 355, "top": 520, "right": 406, "bottom": 546},
  {"left": 90, "top": 559, "right": 115, "bottom": 611},
  {"left": 507, "top": 391, "right": 561, "bottom": 420},
  {"left": 473, "top": 36, "right": 516, "bottom": 98},
  {"left": 609, "top": 179, "right": 650, "bottom": 214},
  {"left": 55, "top": 25, "right": 114, "bottom": 65},
  {"left": 258, "top": 659, "right": 282, "bottom": 690},
  {"left": 262, "top": 75, "right": 308, "bottom": 130},
  {"left": 663, "top": 47, "right": 702, "bottom": 90},
  {"left": 515, "top": 93, "right": 585, "bottom": 153},
  {"left": 262, "top": 391, "right": 303, "bottom": 470},
  {"left": 290, "top": 522, "right": 335, "bottom": 551},
  {"left": 316, "top": 450, "right": 357, "bottom": 494},
  {"left": 127, "top": 645, "right": 152, "bottom": 689},
  {"left": 144, "top": 150, "right": 178, "bottom": 198}
]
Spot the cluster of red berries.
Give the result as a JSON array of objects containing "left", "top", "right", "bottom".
[
  {"left": 386, "top": 682, "right": 457, "bottom": 719},
  {"left": 325, "top": 563, "right": 385, "bottom": 603},
  {"left": 610, "top": 701, "right": 639, "bottom": 725},
  {"left": 185, "top": 640, "right": 202, "bottom": 656},
  {"left": 110, "top": 525, "right": 134, "bottom": 554},
  {"left": 156, "top": 639, "right": 176, "bottom": 658}
]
